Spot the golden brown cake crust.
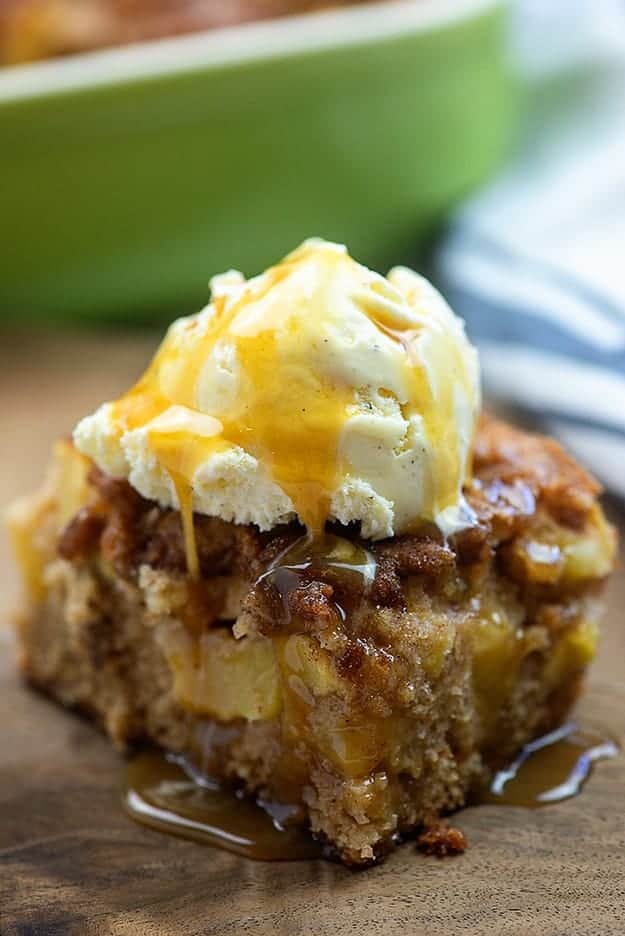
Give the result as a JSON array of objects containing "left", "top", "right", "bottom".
[{"left": 472, "top": 413, "right": 601, "bottom": 530}]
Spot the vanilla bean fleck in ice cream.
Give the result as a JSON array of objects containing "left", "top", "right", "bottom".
[{"left": 74, "top": 239, "right": 480, "bottom": 552}]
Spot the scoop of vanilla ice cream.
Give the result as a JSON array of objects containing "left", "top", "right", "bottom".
[{"left": 74, "top": 239, "right": 480, "bottom": 540}]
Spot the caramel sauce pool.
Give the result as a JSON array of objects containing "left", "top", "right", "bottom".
[
  {"left": 123, "top": 724, "right": 617, "bottom": 861},
  {"left": 480, "top": 722, "right": 618, "bottom": 808},
  {"left": 123, "top": 751, "right": 322, "bottom": 861}
]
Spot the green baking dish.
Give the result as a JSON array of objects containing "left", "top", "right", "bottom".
[{"left": 0, "top": 0, "right": 514, "bottom": 324}]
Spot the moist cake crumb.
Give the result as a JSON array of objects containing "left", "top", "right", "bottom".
[{"left": 416, "top": 821, "right": 468, "bottom": 858}]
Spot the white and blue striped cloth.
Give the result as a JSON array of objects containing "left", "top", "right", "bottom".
[{"left": 436, "top": 0, "right": 625, "bottom": 498}]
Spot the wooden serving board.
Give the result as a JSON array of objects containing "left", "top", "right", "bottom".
[{"left": 1, "top": 332, "right": 624, "bottom": 936}]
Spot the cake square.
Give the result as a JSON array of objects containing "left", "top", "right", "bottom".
[
  {"left": 9, "top": 415, "right": 614, "bottom": 864},
  {"left": 8, "top": 241, "right": 616, "bottom": 865}
]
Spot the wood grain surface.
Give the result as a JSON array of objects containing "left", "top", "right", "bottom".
[{"left": 1, "top": 331, "right": 624, "bottom": 936}]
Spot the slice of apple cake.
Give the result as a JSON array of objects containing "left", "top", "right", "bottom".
[{"left": 8, "top": 415, "right": 615, "bottom": 865}]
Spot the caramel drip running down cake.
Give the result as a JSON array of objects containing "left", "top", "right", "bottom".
[{"left": 8, "top": 240, "right": 616, "bottom": 865}]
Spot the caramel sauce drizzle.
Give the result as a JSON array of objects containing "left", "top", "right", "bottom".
[
  {"left": 256, "top": 530, "right": 377, "bottom": 626},
  {"left": 110, "top": 248, "right": 355, "bottom": 571},
  {"left": 363, "top": 278, "right": 476, "bottom": 508},
  {"left": 171, "top": 475, "right": 200, "bottom": 579}
]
